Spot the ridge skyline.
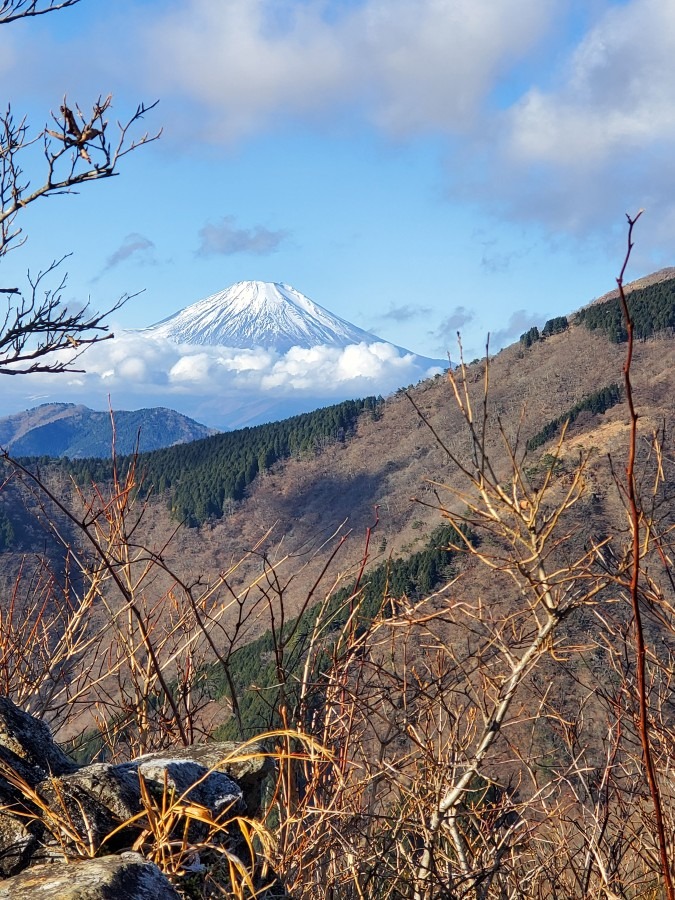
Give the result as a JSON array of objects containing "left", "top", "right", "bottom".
[
  {"left": 1, "top": 266, "right": 671, "bottom": 432},
  {"left": 141, "top": 279, "right": 442, "bottom": 363}
]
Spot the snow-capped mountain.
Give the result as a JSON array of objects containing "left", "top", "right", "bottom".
[{"left": 144, "top": 281, "right": 403, "bottom": 354}]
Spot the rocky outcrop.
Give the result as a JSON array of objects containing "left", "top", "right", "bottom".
[
  {"left": 0, "top": 852, "right": 182, "bottom": 899},
  {"left": 0, "top": 698, "right": 80, "bottom": 877},
  {"left": 0, "top": 698, "right": 77, "bottom": 785},
  {"left": 127, "top": 742, "right": 271, "bottom": 816},
  {"left": 0, "top": 699, "right": 275, "bottom": 898}
]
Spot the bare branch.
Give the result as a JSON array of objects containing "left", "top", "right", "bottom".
[
  {"left": 0, "top": 97, "right": 161, "bottom": 259},
  {"left": 0, "top": 257, "right": 140, "bottom": 375},
  {"left": 0, "top": 0, "right": 79, "bottom": 24},
  {"left": 0, "top": 6, "right": 160, "bottom": 376}
]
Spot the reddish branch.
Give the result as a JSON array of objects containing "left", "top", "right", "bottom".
[{"left": 617, "top": 210, "right": 674, "bottom": 900}]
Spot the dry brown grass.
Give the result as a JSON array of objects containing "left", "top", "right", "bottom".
[{"left": 3, "top": 243, "right": 675, "bottom": 896}]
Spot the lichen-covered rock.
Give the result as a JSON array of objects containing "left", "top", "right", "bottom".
[
  {"left": 46, "top": 764, "right": 141, "bottom": 824},
  {"left": 129, "top": 742, "right": 273, "bottom": 816},
  {"left": 0, "top": 702, "right": 276, "bottom": 892},
  {"left": 0, "top": 852, "right": 181, "bottom": 899},
  {"left": 28, "top": 757, "right": 244, "bottom": 861},
  {"left": 0, "top": 698, "right": 76, "bottom": 787},
  {"left": 120, "top": 755, "right": 243, "bottom": 813},
  {"left": 0, "top": 818, "right": 40, "bottom": 879},
  {"left": 0, "top": 699, "right": 79, "bottom": 877},
  {"left": 35, "top": 764, "right": 142, "bottom": 855}
]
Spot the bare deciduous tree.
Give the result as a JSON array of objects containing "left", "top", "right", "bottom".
[{"left": 0, "top": 1, "right": 159, "bottom": 373}]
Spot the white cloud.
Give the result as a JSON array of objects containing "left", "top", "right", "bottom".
[
  {"left": 143, "top": 0, "right": 353, "bottom": 142},
  {"left": 139, "top": 0, "right": 559, "bottom": 141},
  {"left": 455, "top": 0, "right": 675, "bottom": 251},
  {"left": 0, "top": 332, "right": 442, "bottom": 426},
  {"left": 360, "top": 0, "right": 556, "bottom": 135},
  {"left": 89, "top": 0, "right": 675, "bottom": 257},
  {"left": 135, "top": 0, "right": 675, "bottom": 252},
  {"left": 168, "top": 353, "right": 212, "bottom": 385},
  {"left": 116, "top": 356, "right": 148, "bottom": 381},
  {"left": 10, "top": 0, "right": 675, "bottom": 264},
  {"left": 506, "top": 0, "right": 675, "bottom": 168}
]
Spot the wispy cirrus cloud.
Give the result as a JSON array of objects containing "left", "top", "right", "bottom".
[
  {"left": 197, "top": 216, "right": 290, "bottom": 257},
  {"left": 378, "top": 303, "right": 432, "bottom": 324},
  {"left": 97, "top": 233, "right": 156, "bottom": 279}
]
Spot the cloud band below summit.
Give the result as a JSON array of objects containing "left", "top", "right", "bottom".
[{"left": 0, "top": 334, "right": 443, "bottom": 429}]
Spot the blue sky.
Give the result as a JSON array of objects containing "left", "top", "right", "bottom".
[{"left": 0, "top": 0, "right": 673, "bottom": 426}]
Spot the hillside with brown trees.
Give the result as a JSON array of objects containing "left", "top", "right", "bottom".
[{"left": 5, "top": 257, "right": 675, "bottom": 897}]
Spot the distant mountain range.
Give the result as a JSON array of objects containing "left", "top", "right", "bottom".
[
  {"left": 0, "top": 404, "right": 217, "bottom": 459},
  {"left": 143, "top": 280, "right": 442, "bottom": 363}
]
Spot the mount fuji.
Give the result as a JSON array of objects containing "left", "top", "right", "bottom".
[
  {"left": 143, "top": 281, "right": 436, "bottom": 360},
  {"left": 20, "top": 280, "right": 447, "bottom": 432}
]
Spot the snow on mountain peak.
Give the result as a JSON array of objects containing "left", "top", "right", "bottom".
[{"left": 144, "top": 281, "right": 384, "bottom": 354}]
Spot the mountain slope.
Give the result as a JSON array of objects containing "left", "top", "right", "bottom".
[
  {"left": 143, "top": 280, "right": 426, "bottom": 357},
  {"left": 3, "top": 269, "right": 675, "bottom": 747},
  {"left": 13, "top": 268, "right": 675, "bottom": 595},
  {"left": 0, "top": 404, "right": 217, "bottom": 458},
  {"left": 50, "top": 270, "right": 675, "bottom": 527},
  {"left": 588, "top": 265, "right": 675, "bottom": 306},
  {"left": 60, "top": 397, "right": 380, "bottom": 525}
]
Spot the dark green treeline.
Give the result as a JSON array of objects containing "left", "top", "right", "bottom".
[
  {"left": 526, "top": 383, "right": 622, "bottom": 453},
  {"left": 23, "top": 397, "right": 384, "bottom": 528},
  {"left": 577, "top": 276, "right": 675, "bottom": 342},
  {"left": 208, "top": 521, "right": 468, "bottom": 740}
]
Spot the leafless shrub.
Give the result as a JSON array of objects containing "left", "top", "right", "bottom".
[
  {"left": 0, "top": 3, "right": 159, "bottom": 372},
  {"left": 1, "top": 213, "right": 675, "bottom": 900}
]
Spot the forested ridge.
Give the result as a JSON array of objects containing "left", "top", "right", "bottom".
[
  {"left": 526, "top": 383, "right": 622, "bottom": 452},
  {"left": 22, "top": 397, "right": 383, "bottom": 527},
  {"left": 5, "top": 406, "right": 213, "bottom": 459},
  {"left": 207, "top": 522, "right": 467, "bottom": 740},
  {"left": 576, "top": 274, "right": 675, "bottom": 341}
]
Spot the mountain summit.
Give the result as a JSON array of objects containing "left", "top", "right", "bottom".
[{"left": 144, "top": 281, "right": 385, "bottom": 354}]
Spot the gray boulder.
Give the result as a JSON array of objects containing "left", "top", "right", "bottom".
[
  {"left": 0, "top": 699, "right": 274, "bottom": 889},
  {"left": 124, "top": 741, "right": 273, "bottom": 814},
  {"left": 34, "top": 764, "right": 143, "bottom": 859},
  {"left": 0, "top": 818, "right": 39, "bottom": 880},
  {"left": 0, "top": 698, "right": 76, "bottom": 786},
  {"left": 0, "top": 852, "right": 181, "bottom": 899},
  {"left": 0, "top": 698, "right": 78, "bottom": 877}
]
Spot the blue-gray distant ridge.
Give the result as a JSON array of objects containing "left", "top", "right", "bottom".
[{"left": 0, "top": 404, "right": 218, "bottom": 459}]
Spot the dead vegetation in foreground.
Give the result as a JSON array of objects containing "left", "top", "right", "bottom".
[{"left": 0, "top": 218, "right": 674, "bottom": 897}]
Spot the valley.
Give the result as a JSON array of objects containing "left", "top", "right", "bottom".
[
  {"left": 1, "top": 268, "right": 675, "bottom": 897},
  {"left": 3, "top": 2, "right": 675, "bottom": 893}
]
